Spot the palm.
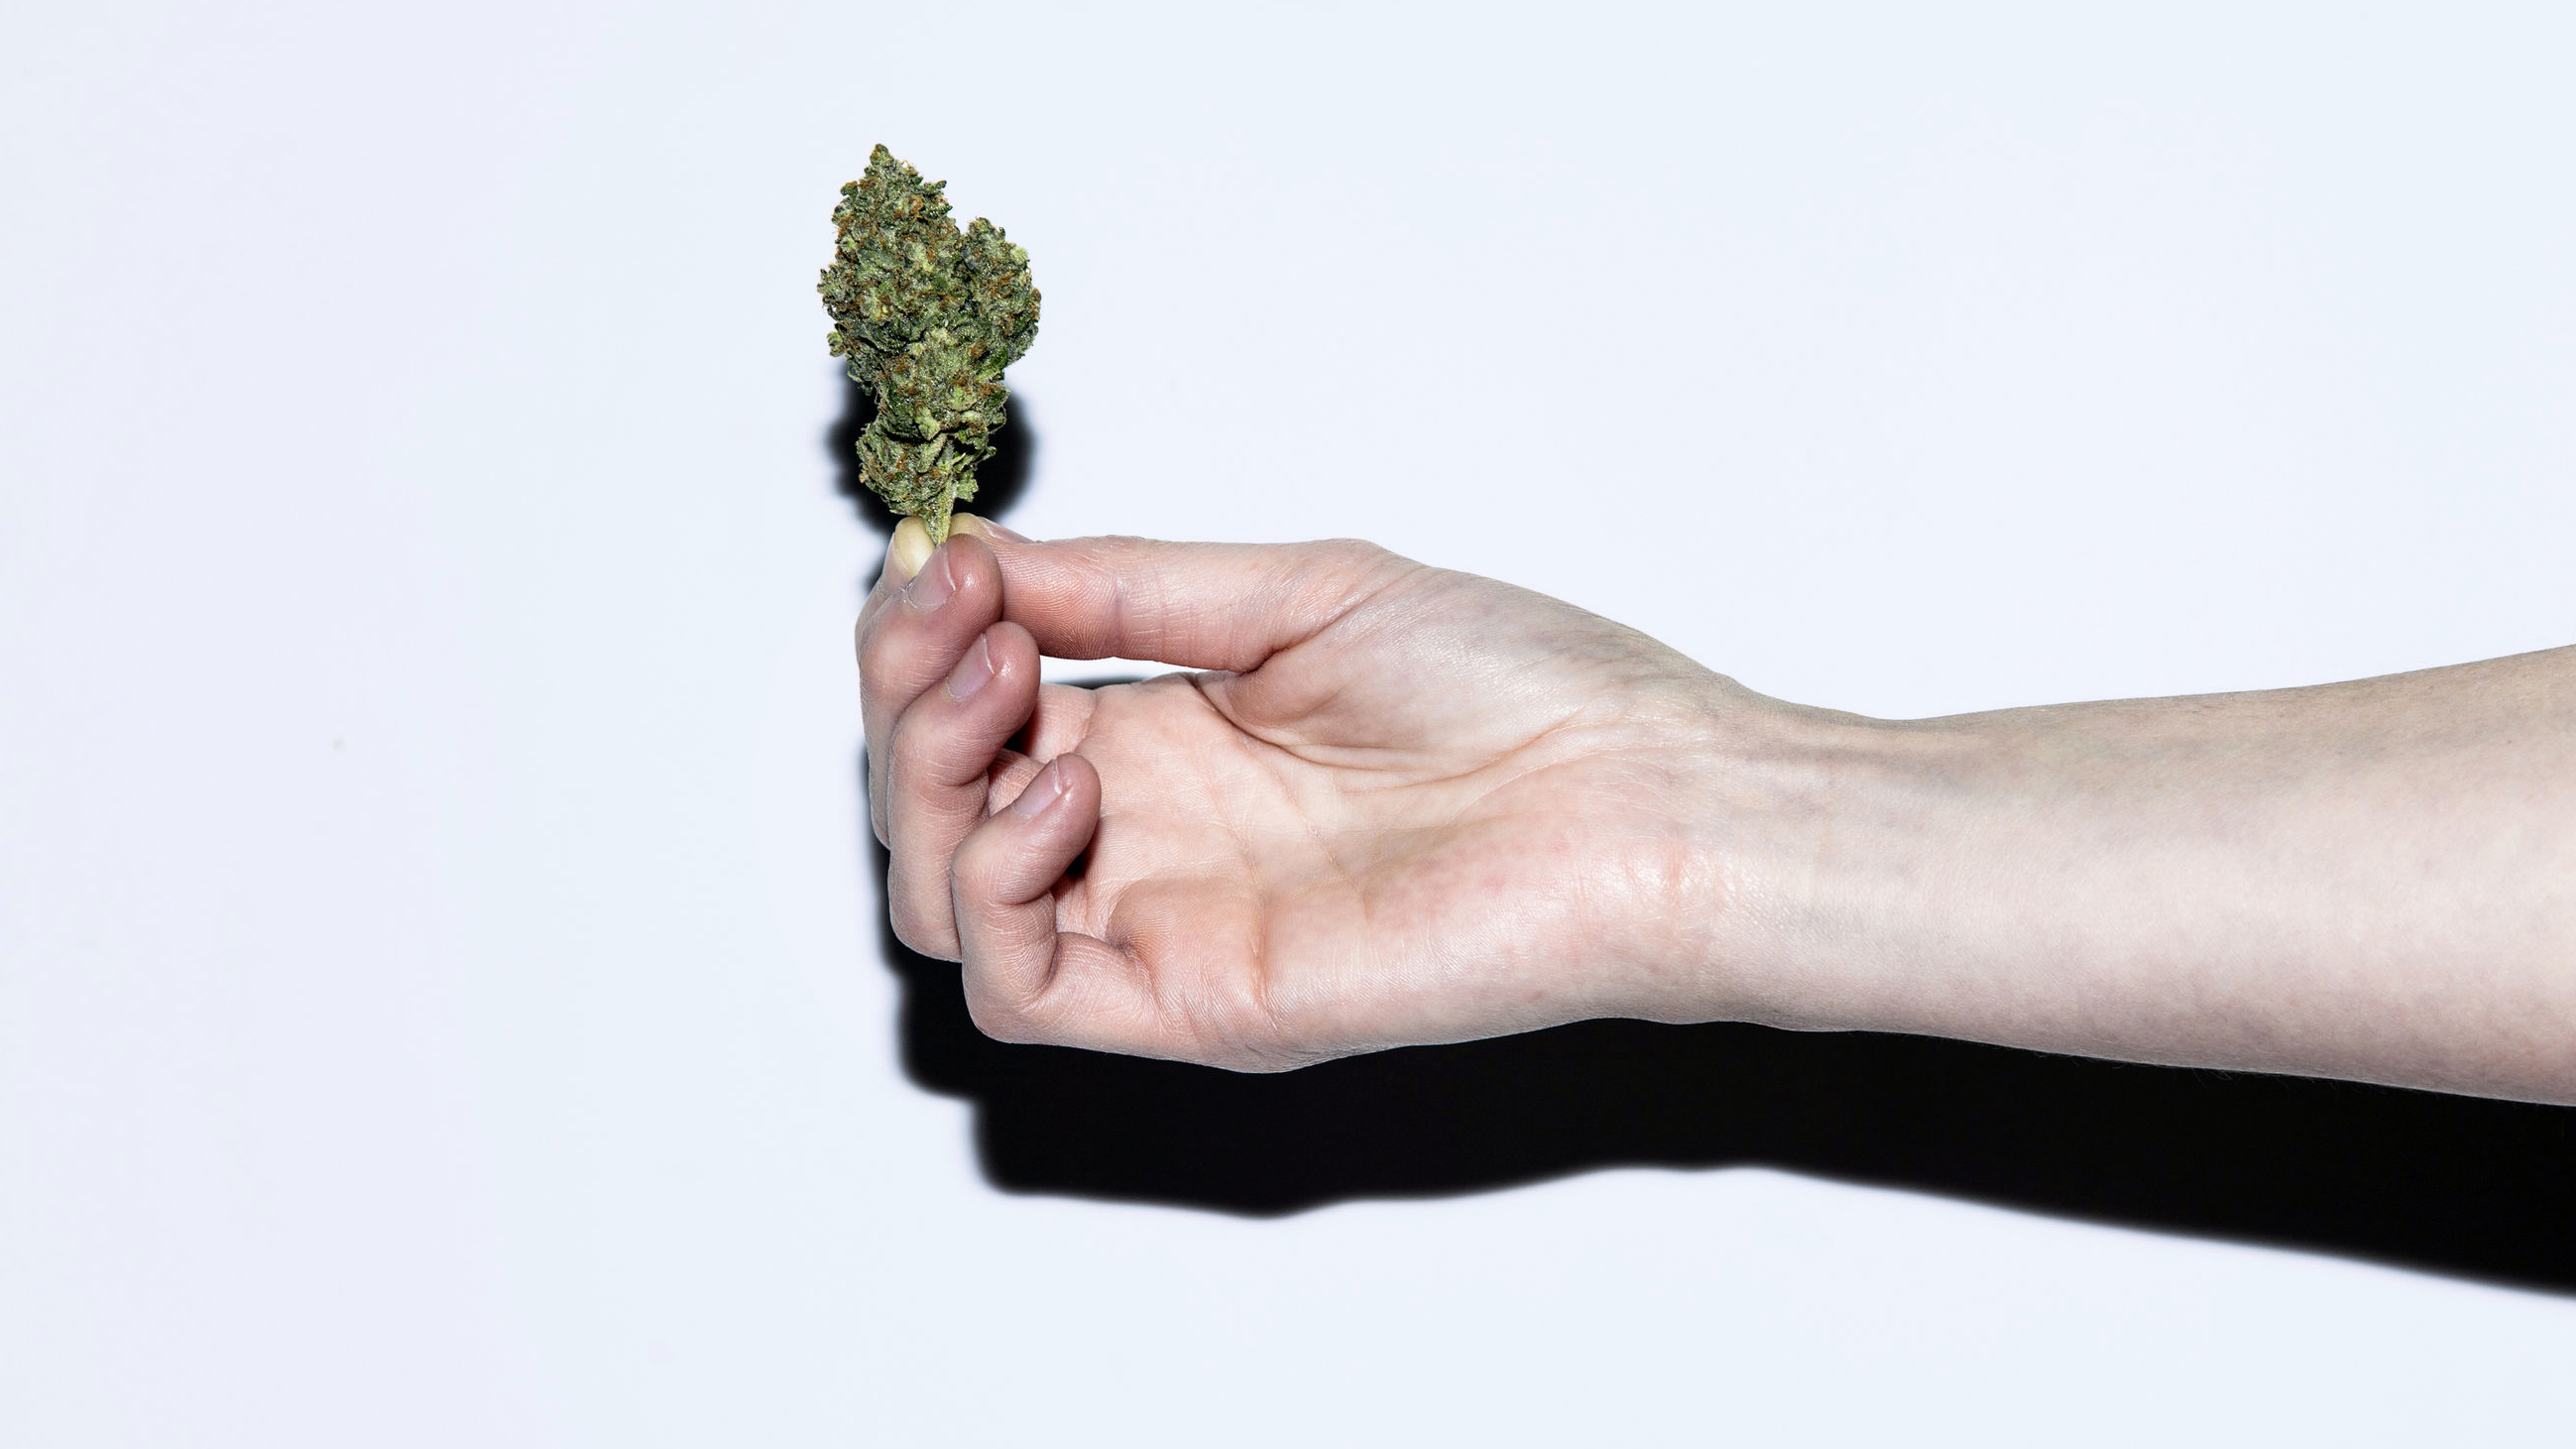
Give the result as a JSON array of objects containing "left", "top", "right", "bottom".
[{"left": 1017, "top": 566, "right": 1723, "bottom": 1063}]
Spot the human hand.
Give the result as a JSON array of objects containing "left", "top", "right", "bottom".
[{"left": 857, "top": 519, "right": 1797, "bottom": 1069}]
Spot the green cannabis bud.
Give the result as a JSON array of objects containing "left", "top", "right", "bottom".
[{"left": 820, "top": 144, "right": 1039, "bottom": 545}]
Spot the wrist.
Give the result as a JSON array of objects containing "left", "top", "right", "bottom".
[{"left": 1654, "top": 686, "right": 1988, "bottom": 1035}]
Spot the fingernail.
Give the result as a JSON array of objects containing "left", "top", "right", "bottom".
[
  {"left": 904, "top": 545, "right": 958, "bottom": 611},
  {"left": 1009, "top": 759, "right": 1066, "bottom": 818},
  {"left": 944, "top": 634, "right": 995, "bottom": 701},
  {"left": 952, "top": 514, "right": 1028, "bottom": 543},
  {"left": 885, "top": 517, "right": 934, "bottom": 584}
]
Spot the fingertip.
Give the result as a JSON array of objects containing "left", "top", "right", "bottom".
[
  {"left": 1009, "top": 757, "right": 1066, "bottom": 818},
  {"left": 942, "top": 531, "right": 1000, "bottom": 585},
  {"left": 1009, "top": 752, "right": 1102, "bottom": 821},
  {"left": 882, "top": 517, "right": 934, "bottom": 587},
  {"left": 1054, "top": 748, "right": 1102, "bottom": 804},
  {"left": 981, "top": 619, "right": 1043, "bottom": 700},
  {"left": 952, "top": 513, "right": 1029, "bottom": 543},
  {"left": 935, "top": 619, "right": 1040, "bottom": 710},
  {"left": 877, "top": 531, "right": 1003, "bottom": 631}
]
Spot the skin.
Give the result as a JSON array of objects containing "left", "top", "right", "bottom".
[{"left": 859, "top": 515, "right": 2576, "bottom": 1105}]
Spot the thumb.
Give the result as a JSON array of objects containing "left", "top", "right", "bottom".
[{"left": 974, "top": 531, "right": 1413, "bottom": 671}]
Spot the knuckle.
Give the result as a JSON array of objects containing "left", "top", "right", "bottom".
[
  {"left": 856, "top": 625, "right": 905, "bottom": 706},
  {"left": 1194, "top": 1017, "right": 1327, "bottom": 1073},
  {"left": 1185, "top": 976, "right": 1315, "bottom": 1072},
  {"left": 949, "top": 830, "right": 1003, "bottom": 899},
  {"left": 855, "top": 600, "right": 903, "bottom": 667},
  {"left": 868, "top": 762, "right": 894, "bottom": 847},
  {"left": 886, "top": 695, "right": 942, "bottom": 756},
  {"left": 887, "top": 900, "right": 957, "bottom": 960},
  {"left": 1211, "top": 1046, "right": 1300, "bottom": 1073},
  {"left": 889, "top": 706, "right": 975, "bottom": 793},
  {"left": 962, "top": 986, "right": 1045, "bottom": 1045},
  {"left": 1317, "top": 538, "right": 1403, "bottom": 576},
  {"left": 1285, "top": 541, "right": 1415, "bottom": 623}
]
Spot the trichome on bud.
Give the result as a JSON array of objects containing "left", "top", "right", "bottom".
[{"left": 820, "top": 144, "right": 1039, "bottom": 545}]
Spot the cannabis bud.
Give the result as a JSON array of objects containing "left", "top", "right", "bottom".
[{"left": 820, "top": 144, "right": 1039, "bottom": 544}]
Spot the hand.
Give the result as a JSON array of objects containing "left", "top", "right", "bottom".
[{"left": 857, "top": 518, "right": 1788, "bottom": 1069}]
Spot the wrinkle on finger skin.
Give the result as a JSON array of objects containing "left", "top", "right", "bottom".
[
  {"left": 1106, "top": 875, "right": 1302, "bottom": 1071},
  {"left": 1203, "top": 573, "right": 1666, "bottom": 776},
  {"left": 1017, "top": 681, "right": 1100, "bottom": 764},
  {"left": 983, "top": 750, "right": 1040, "bottom": 812},
  {"left": 1194, "top": 567, "right": 1444, "bottom": 745}
]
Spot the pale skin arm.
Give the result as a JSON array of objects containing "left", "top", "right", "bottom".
[{"left": 858, "top": 516, "right": 2576, "bottom": 1105}]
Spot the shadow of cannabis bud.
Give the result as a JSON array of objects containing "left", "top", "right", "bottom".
[{"left": 820, "top": 144, "right": 1040, "bottom": 545}]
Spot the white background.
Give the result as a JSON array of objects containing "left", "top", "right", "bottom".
[{"left": 7, "top": 2, "right": 2576, "bottom": 1443}]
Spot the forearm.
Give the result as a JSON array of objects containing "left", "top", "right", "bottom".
[{"left": 1720, "top": 647, "right": 2576, "bottom": 1103}]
